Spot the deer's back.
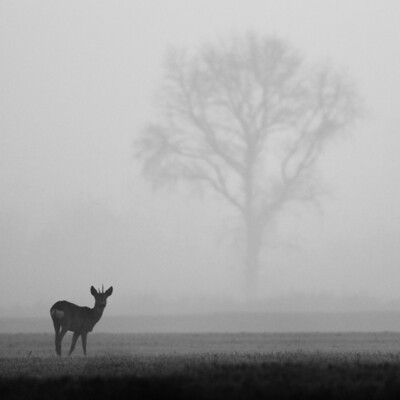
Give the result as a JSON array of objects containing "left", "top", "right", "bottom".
[{"left": 50, "top": 300, "right": 96, "bottom": 333}]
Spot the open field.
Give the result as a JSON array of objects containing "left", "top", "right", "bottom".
[
  {"left": 2, "top": 333, "right": 400, "bottom": 399},
  {"left": 2, "top": 332, "right": 400, "bottom": 358}
]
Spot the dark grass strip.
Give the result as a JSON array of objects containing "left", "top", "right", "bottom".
[{"left": 3, "top": 361, "right": 400, "bottom": 400}]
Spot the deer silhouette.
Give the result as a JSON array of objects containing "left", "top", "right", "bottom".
[{"left": 50, "top": 285, "right": 113, "bottom": 356}]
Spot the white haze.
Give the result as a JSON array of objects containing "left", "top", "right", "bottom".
[{"left": 1, "top": 0, "right": 400, "bottom": 318}]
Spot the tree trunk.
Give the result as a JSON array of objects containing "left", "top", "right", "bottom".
[
  {"left": 243, "top": 139, "right": 263, "bottom": 301},
  {"left": 244, "top": 214, "right": 262, "bottom": 301}
]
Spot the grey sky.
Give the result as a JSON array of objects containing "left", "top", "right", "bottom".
[{"left": 1, "top": 0, "right": 400, "bottom": 315}]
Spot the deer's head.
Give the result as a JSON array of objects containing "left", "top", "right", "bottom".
[{"left": 91, "top": 285, "right": 113, "bottom": 310}]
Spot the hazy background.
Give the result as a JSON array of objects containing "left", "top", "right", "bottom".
[{"left": 1, "top": 0, "right": 400, "bottom": 320}]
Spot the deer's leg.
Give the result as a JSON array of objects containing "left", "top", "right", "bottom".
[
  {"left": 52, "top": 320, "right": 61, "bottom": 355},
  {"left": 68, "top": 332, "right": 80, "bottom": 356},
  {"left": 81, "top": 332, "right": 88, "bottom": 356},
  {"left": 56, "top": 327, "right": 68, "bottom": 357}
]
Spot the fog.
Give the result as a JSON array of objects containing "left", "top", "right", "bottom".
[{"left": 1, "top": 0, "right": 400, "bottom": 322}]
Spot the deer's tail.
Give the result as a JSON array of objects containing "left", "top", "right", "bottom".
[{"left": 50, "top": 309, "right": 64, "bottom": 319}]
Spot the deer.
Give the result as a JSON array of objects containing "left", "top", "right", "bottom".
[{"left": 50, "top": 285, "right": 113, "bottom": 356}]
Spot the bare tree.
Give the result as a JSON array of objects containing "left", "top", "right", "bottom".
[{"left": 137, "top": 33, "right": 359, "bottom": 298}]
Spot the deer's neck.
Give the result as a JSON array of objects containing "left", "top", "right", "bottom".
[{"left": 91, "top": 306, "right": 105, "bottom": 323}]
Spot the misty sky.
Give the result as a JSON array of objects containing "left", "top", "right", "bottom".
[{"left": 1, "top": 0, "right": 400, "bottom": 316}]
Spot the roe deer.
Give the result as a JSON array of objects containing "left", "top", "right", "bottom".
[{"left": 50, "top": 285, "right": 113, "bottom": 356}]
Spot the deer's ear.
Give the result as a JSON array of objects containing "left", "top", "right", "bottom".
[
  {"left": 90, "top": 286, "right": 98, "bottom": 296},
  {"left": 105, "top": 286, "right": 113, "bottom": 297}
]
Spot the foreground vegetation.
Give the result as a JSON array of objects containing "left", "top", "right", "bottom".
[{"left": 2, "top": 333, "right": 400, "bottom": 399}]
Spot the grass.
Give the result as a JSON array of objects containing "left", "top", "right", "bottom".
[{"left": 2, "top": 333, "right": 400, "bottom": 399}]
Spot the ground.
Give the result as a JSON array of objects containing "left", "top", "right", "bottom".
[{"left": 1, "top": 332, "right": 400, "bottom": 399}]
